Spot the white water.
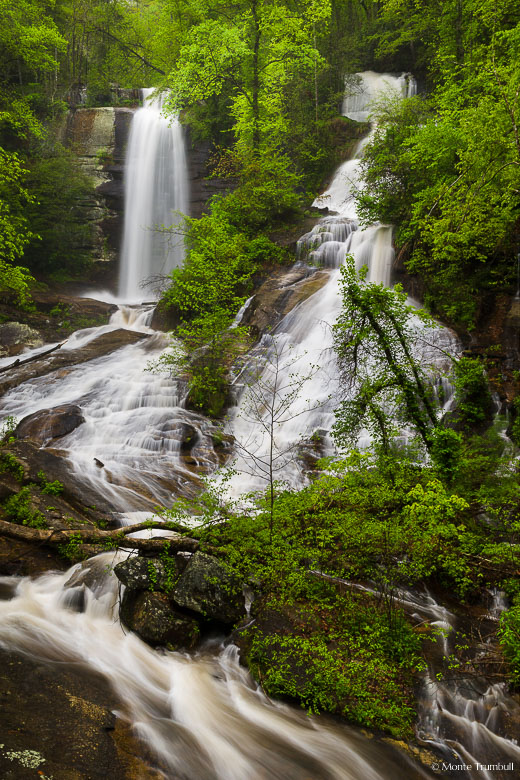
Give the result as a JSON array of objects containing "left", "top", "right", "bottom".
[
  {"left": 119, "top": 88, "right": 189, "bottom": 302},
  {"left": 225, "top": 72, "right": 423, "bottom": 497},
  {"left": 0, "top": 555, "right": 428, "bottom": 779},
  {"left": 0, "top": 307, "right": 225, "bottom": 513}
]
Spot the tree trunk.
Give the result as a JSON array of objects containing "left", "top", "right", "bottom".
[{"left": 0, "top": 519, "right": 212, "bottom": 555}]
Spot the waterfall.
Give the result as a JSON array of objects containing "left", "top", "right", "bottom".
[
  {"left": 0, "top": 554, "right": 428, "bottom": 779},
  {"left": 224, "top": 72, "right": 422, "bottom": 497},
  {"left": 0, "top": 72, "right": 507, "bottom": 779},
  {"left": 118, "top": 88, "right": 189, "bottom": 302}
]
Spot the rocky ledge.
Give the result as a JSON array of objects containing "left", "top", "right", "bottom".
[
  {"left": 0, "top": 647, "right": 164, "bottom": 780},
  {"left": 114, "top": 551, "right": 246, "bottom": 648}
]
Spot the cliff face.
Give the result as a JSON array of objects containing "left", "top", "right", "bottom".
[
  {"left": 61, "top": 106, "right": 133, "bottom": 270},
  {"left": 185, "top": 130, "right": 237, "bottom": 219}
]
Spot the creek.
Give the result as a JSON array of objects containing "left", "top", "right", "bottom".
[{"left": 0, "top": 74, "right": 518, "bottom": 779}]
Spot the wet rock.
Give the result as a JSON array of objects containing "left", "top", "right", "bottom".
[
  {"left": 0, "top": 291, "right": 117, "bottom": 344},
  {"left": 0, "top": 647, "right": 163, "bottom": 779},
  {"left": 244, "top": 267, "right": 329, "bottom": 338},
  {"left": 0, "top": 322, "right": 43, "bottom": 357},
  {"left": 179, "top": 423, "right": 199, "bottom": 453},
  {"left": 0, "top": 328, "right": 150, "bottom": 397},
  {"left": 114, "top": 555, "right": 181, "bottom": 592},
  {"left": 4, "top": 440, "right": 116, "bottom": 520},
  {"left": 173, "top": 551, "right": 246, "bottom": 624},
  {"left": 120, "top": 590, "right": 200, "bottom": 648},
  {"left": 16, "top": 404, "right": 85, "bottom": 445}
]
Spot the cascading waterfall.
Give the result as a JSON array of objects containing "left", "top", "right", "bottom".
[
  {"left": 0, "top": 554, "right": 429, "bottom": 779},
  {"left": 225, "top": 72, "right": 425, "bottom": 497},
  {"left": 0, "top": 71, "right": 514, "bottom": 778},
  {"left": 119, "top": 88, "right": 189, "bottom": 302}
]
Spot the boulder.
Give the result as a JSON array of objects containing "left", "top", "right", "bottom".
[
  {"left": 120, "top": 590, "right": 200, "bottom": 648},
  {"left": 15, "top": 404, "right": 85, "bottom": 445},
  {"left": 113, "top": 555, "right": 182, "bottom": 592},
  {"left": 172, "top": 551, "right": 246, "bottom": 624},
  {"left": 0, "top": 322, "right": 43, "bottom": 357}
]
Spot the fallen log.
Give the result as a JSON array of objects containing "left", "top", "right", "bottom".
[
  {"left": 0, "top": 341, "right": 66, "bottom": 374},
  {"left": 0, "top": 518, "right": 206, "bottom": 554}
]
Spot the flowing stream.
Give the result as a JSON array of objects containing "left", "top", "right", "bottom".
[{"left": 0, "top": 73, "right": 517, "bottom": 778}]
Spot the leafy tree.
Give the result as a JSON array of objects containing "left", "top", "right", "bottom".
[
  {"left": 164, "top": 0, "right": 330, "bottom": 153},
  {"left": 332, "top": 256, "right": 439, "bottom": 452},
  {"left": 357, "top": 2, "right": 520, "bottom": 329},
  {"left": 23, "top": 143, "right": 97, "bottom": 277},
  {"left": 0, "top": 149, "right": 35, "bottom": 301}
]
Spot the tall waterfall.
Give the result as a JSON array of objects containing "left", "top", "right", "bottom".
[
  {"left": 118, "top": 88, "right": 189, "bottom": 302},
  {"left": 225, "top": 72, "right": 419, "bottom": 497}
]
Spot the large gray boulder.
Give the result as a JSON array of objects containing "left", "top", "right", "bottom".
[
  {"left": 0, "top": 322, "right": 43, "bottom": 357},
  {"left": 172, "top": 552, "right": 246, "bottom": 624},
  {"left": 113, "top": 555, "right": 181, "bottom": 592},
  {"left": 16, "top": 404, "right": 85, "bottom": 445},
  {"left": 120, "top": 590, "right": 199, "bottom": 648}
]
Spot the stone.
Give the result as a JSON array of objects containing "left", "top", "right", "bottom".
[
  {"left": 113, "top": 555, "right": 180, "bottom": 592},
  {"left": 0, "top": 322, "right": 43, "bottom": 357},
  {"left": 120, "top": 590, "right": 200, "bottom": 648},
  {"left": 172, "top": 551, "right": 246, "bottom": 624},
  {"left": 16, "top": 404, "right": 85, "bottom": 445},
  {"left": 0, "top": 646, "right": 162, "bottom": 779},
  {"left": 243, "top": 267, "right": 329, "bottom": 338}
]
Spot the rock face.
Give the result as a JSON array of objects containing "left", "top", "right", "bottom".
[
  {"left": 186, "top": 132, "right": 238, "bottom": 219},
  {"left": 0, "top": 322, "right": 43, "bottom": 357},
  {"left": 0, "top": 291, "right": 117, "bottom": 345},
  {"left": 0, "top": 647, "right": 163, "bottom": 779},
  {"left": 55, "top": 107, "right": 238, "bottom": 291},
  {"left": 15, "top": 404, "right": 85, "bottom": 445},
  {"left": 120, "top": 590, "right": 200, "bottom": 648},
  {"left": 0, "top": 328, "right": 150, "bottom": 397},
  {"left": 114, "top": 550, "right": 246, "bottom": 649},
  {"left": 241, "top": 266, "right": 330, "bottom": 338},
  {"left": 114, "top": 555, "right": 182, "bottom": 592},
  {"left": 172, "top": 551, "right": 246, "bottom": 624},
  {"left": 58, "top": 106, "right": 134, "bottom": 286}
]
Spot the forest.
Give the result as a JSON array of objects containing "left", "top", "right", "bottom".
[{"left": 1, "top": 1, "right": 520, "bottom": 778}]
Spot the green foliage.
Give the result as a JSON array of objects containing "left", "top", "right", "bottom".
[
  {"left": 23, "top": 143, "right": 95, "bottom": 277},
  {"left": 157, "top": 180, "right": 289, "bottom": 416},
  {"left": 0, "top": 452, "right": 24, "bottom": 482},
  {"left": 37, "top": 470, "right": 64, "bottom": 496},
  {"left": 510, "top": 397, "right": 520, "bottom": 447},
  {"left": 430, "top": 428, "right": 464, "bottom": 484},
  {"left": 220, "top": 152, "right": 302, "bottom": 230},
  {"left": 159, "top": 543, "right": 179, "bottom": 593},
  {"left": 0, "top": 148, "right": 35, "bottom": 302},
  {"left": 3, "top": 487, "right": 47, "bottom": 529},
  {"left": 333, "top": 257, "right": 439, "bottom": 452},
  {"left": 498, "top": 606, "right": 520, "bottom": 684},
  {"left": 246, "top": 595, "right": 420, "bottom": 737},
  {"left": 58, "top": 531, "right": 85, "bottom": 562},
  {"left": 452, "top": 357, "right": 493, "bottom": 429},
  {"left": 357, "top": 7, "right": 520, "bottom": 329},
  {"left": 164, "top": 0, "right": 330, "bottom": 153},
  {"left": 0, "top": 416, "right": 17, "bottom": 443},
  {"left": 147, "top": 560, "right": 159, "bottom": 591}
]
